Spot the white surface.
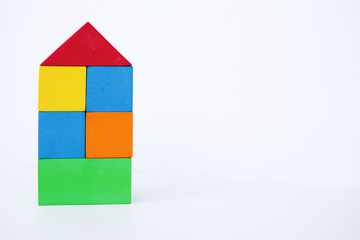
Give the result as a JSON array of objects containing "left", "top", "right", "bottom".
[{"left": 1, "top": 0, "right": 360, "bottom": 239}]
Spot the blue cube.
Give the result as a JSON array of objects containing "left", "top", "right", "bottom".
[
  {"left": 38, "top": 112, "right": 85, "bottom": 158},
  {"left": 86, "top": 66, "right": 133, "bottom": 112}
]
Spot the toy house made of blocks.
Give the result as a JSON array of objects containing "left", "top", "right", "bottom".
[{"left": 38, "top": 22, "right": 133, "bottom": 205}]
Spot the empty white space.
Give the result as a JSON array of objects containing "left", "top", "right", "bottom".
[{"left": 0, "top": 0, "right": 360, "bottom": 239}]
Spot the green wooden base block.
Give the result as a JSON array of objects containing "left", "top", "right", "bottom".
[{"left": 38, "top": 158, "right": 131, "bottom": 205}]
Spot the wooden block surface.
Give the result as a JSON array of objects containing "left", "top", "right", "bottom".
[
  {"left": 39, "top": 66, "right": 86, "bottom": 111},
  {"left": 86, "top": 112, "right": 133, "bottom": 158},
  {"left": 86, "top": 66, "right": 133, "bottom": 112},
  {"left": 41, "top": 22, "right": 131, "bottom": 66},
  {"left": 38, "top": 158, "right": 131, "bottom": 205},
  {"left": 38, "top": 112, "right": 85, "bottom": 158}
]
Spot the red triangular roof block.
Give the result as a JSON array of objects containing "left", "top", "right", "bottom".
[{"left": 41, "top": 22, "right": 131, "bottom": 66}]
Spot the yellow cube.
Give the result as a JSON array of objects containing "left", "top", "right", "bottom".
[{"left": 39, "top": 66, "right": 86, "bottom": 111}]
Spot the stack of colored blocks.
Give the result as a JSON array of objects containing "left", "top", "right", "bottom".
[{"left": 38, "top": 23, "right": 133, "bottom": 205}]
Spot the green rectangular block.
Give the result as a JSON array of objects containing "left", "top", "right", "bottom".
[{"left": 38, "top": 158, "right": 131, "bottom": 205}]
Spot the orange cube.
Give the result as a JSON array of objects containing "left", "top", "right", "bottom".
[{"left": 86, "top": 112, "right": 132, "bottom": 158}]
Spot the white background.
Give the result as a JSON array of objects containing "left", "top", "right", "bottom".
[{"left": 1, "top": 0, "right": 360, "bottom": 239}]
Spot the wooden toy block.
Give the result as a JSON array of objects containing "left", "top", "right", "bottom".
[
  {"left": 86, "top": 112, "right": 132, "bottom": 158},
  {"left": 39, "top": 112, "right": 85, "bottom": 158},
  {"left": 38, "top": 158, "right": 131, "bottom": 205},
  {"left": 39, "top": 66, "right": 86, "bottom": 111},
  {"left": 86, "top": 66, "right": 133, "bottom": 112},
  {"left": 41, "top": 22, "right": 131, "bottom": 66}
]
